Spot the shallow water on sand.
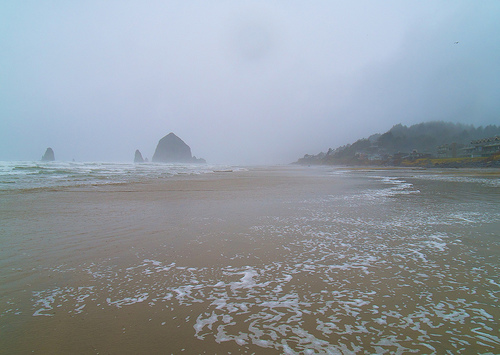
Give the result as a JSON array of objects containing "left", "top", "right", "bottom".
[{"left": 1, "top": 167, "right": 499, "bottom": 354}]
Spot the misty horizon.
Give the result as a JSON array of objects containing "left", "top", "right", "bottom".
[{"left": 1, "top": 1, "right": 499, "bottom": 164}]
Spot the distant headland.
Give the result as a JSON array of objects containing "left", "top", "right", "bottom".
[{"left": 295, "top": 122, "right": 500, "bottom": 168}]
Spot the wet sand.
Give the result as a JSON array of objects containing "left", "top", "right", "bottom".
[
  {"left": 1, "top": 167, "right": 341, "bottom": 354},
  {"left": 1, "top": 166, "right": 499, "bottom": 354}
]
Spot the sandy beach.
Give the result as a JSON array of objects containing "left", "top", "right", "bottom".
[
  {"left": 2, "top": 166, "right": 341, "bottom": 354},
  {"left": 1, "top": 166, "right": 499, "bottom": 354}
]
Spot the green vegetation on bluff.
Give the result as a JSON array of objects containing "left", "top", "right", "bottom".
[{"left": 297, "top": 121, "right": 500, "bottom": 167}]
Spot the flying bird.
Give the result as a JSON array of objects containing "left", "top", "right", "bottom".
[{"left": 454, "top": 41, "right": 459, "bottom": 44}]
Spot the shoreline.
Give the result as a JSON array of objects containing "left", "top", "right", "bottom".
[
  {"left": 1, "top": 165, "right": 499, "bottom": 354},
  {"left": 296, "top": 163, "right": 500, "bottom": 176}
]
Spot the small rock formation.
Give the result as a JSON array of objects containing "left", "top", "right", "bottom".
[
  {"left": 134, "top": 149, "right": 145, "bottom": 163},
  {"left": 192, "top": 155, "right": 207, "bottom": 164},
  {"left": 152, "top": 133, "right": 205, "bottom": 163},
  {"left": 41, "top": 147, "right": 55, "bottom": 161}
]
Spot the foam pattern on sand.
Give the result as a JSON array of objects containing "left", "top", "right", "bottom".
[{"left": 5, "top": 173, "right": 500, "bottom": 354}]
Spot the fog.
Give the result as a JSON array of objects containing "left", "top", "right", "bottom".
[{"left": 1, "top": 1, "right": 499, "bottom": 164}]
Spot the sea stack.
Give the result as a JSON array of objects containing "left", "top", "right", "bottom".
[
  {"left": 152, "top": 133, "right": 205, "bottom": 163},
  {"left": 41, "top": 147, "right": 55, "bottom": 161},
  {"left": 134, "top": 149, "right": 145, "bottom": 163}
]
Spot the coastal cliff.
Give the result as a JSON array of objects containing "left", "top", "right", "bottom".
[{"left": 296, "top": 122, "right": 500, "bottom": 168}]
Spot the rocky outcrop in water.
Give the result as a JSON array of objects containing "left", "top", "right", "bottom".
[
  {"left": 41, "top": 148, "right": 55, "bottom": 161},
  {"left": 134, "top": 149, "right": 145, "bottom": 163},
  {"left": 152, "top": 133, "right": 205, "bottom": 163},
  {"left": 192, "top": 156, "right": 206, "bottom": 164}
]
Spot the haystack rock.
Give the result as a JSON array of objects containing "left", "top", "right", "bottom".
[
  {"left": 134, "top": 149, "right": 144, "bottom": 163},
  {"left": 41, "top": 147, "right": 55, "bottom": 161},
  {"left": 152, "top": 133, "right": 205, "bottom": 163}
]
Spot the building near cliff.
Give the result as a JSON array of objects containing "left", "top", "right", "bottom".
[
  {"left": 437, "top": 143, "right": 463, "bottom": 158},
  {"left": 462, "top": 136, "right": 500, "bottom": 158}
]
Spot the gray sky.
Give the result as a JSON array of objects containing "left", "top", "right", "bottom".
[{"left": 1, "top": 1, "right": 499, "bottom": 164}]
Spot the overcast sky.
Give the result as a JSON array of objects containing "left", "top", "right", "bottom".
[{"left": 1, "top": 1, "right": 499, "bottom": 164}]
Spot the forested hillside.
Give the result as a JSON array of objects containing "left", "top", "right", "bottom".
[{"left": 297, "top": 121, "right": 500, "bottom": 165}]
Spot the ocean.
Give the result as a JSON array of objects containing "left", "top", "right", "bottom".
[
  {"left": 0, "top": 161, "right": 235, "bottom": 191},
  {"left": 0, "top": 164, "right": 499, "bottom": 354}
]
